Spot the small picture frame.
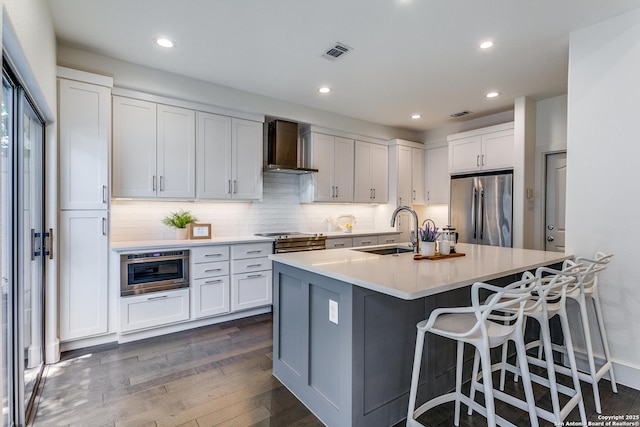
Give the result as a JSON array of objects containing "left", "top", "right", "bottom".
[{"left": 188, "top": 223, "right": 212, "bottom": 240}]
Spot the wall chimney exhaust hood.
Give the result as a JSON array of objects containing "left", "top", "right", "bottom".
[{"left": 266, "top": 120, "right": 318, "bottom": 174}]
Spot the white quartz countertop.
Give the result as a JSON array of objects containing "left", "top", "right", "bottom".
[
  {"left": 111, "top": 235, "right": 274, "bottom": 252},
  {"left": 270, "top": 243, "right": 572, "bottom": 300}
]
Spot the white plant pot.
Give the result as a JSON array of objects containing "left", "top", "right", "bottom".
[
  {"left": 420, "top": 241, "right": 436, "bottom": 256},
  {"left": 175, "top": 228, "right": 188, "bottom": 240}
]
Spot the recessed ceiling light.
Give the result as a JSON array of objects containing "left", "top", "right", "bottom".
[
  {"left": 480, "top": 41, "right": 494, "bottom": 49},
  {"left": 411, "top": 114, "right": 422, "bottom": 119},
  {"left": 155, "top": 38, "right": 174, "bottom": 48},
  {"left": 318, "top": 87, "right": 331, "bottom": 94},
  {"left": 485, "top": 91, "right": 500, "bottom": 98}
]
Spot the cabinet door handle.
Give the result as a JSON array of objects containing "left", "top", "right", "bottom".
[
  {"left": 246, "top": 264, "right": 262, "bottom": 268},
  {"left": 481, "top": 154, "right": 485, "bottom": 166},
  {"left": 412, "top": 190, "right": 416, "bottom": 201},
  {"left": 247, "top": 274, "right": 263, "bottom": 279},
  {"left": 385, "top": 239, "right": 394, "bottom": 243},
  {"left": 204, "top": 253, "right": 222, "bottom": 257},
  {"left": 102, "top": 185, "right": 108, "bottom": 204},
  {"left": 152, "top": 175, "right": 157, "bottom": 191},
  {"left": 160, "top": 176, "right": 164, "bottom": 191},
  {"left": 233, "top": 180, "right": 238, "bottom": 194},
  {"left": 147, "top": 295, "right": 168, "bottom": 301},
  {"left": 331, "top": 186, "right": 335, "bottom": 198},
  {"left": 373, "top": 188, "right": 376, "bottom": 199},
  {"left": 204, "top": 279, "right": 223, "bottom": 284},
  {"left": 334, "top": 243, "right": 345, "bottom": 247},
  {"left": 102, "top": 217, "right": 108, "bottom": 236},
  {"left": 246, "top": 250, "right": 262, "bottom": 255},
  {"left": 204, "top": 268, "right": 222, "bottom": 273},
  {"left": 228, "top": 179, "right": 232, "bottom": 194},
  {"left": 361, "top": 241, "right": 372, "bottom": 245}
]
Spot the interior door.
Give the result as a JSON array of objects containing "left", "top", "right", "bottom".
[{"left": 545, "top": 152, "right": 567, "bottom": 252}]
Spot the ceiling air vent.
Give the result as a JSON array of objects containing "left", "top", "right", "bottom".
[
  {"left": 322, "top": 42, "right": 353, "bottom": 60},
  {"left": 450, "top": 110, "right": 472, "bottom": 118}
]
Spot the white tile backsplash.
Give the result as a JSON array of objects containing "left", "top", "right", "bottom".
[{"left": 111, "top": 173, "right": 385, "bottom": 241}]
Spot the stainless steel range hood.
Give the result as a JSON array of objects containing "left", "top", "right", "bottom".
[{"left": 266, "top": 120, "right": 318, "bottom": 174}]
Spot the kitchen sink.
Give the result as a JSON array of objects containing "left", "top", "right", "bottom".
[{"left": 354, "top": 245, "right": 414, "bottom": 256}]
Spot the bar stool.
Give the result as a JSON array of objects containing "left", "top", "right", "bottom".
[
  {"left": 561, "top": 252, "right": 617, "bottom": 414},
  {"left": 478, "top": 266, "right": 587, "bottom": 426},
  {"left": 406, "top": 277, "right": 539, "bottom": 427}
]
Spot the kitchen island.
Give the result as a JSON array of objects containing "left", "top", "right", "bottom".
[{"left": 270, "top": 243, "right": 571, "bottom": 427}]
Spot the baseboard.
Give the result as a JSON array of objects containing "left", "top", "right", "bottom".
[
  {"left": 117, "top": 306, "right": 272, "bottom": 344},
  {"left": 571, "top": 349, "right": 640, "bottom": 391}
]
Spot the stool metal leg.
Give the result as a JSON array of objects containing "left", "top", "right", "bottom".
[
  {"left": 407, "top": 328, "right": 426, "bottom": 427},
  {"left": 577, "top": 292, "right": 603, "bottom": 413},
  {"left": 454, "top": 340, "right": 464, "bottom": 426},
  {"left": 592, "top": 291, "right": 618, "bottom": 393}
]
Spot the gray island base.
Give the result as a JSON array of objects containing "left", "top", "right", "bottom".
[{"left": 271, "top": 243, "right": 570, "bottom": 427}]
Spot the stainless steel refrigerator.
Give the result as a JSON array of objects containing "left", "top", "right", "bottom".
[{"left": 449, "top": 171, "right": 513, "bottom": 247}]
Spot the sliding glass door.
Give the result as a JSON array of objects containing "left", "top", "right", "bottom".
[{"left": 2, "top": 65, "right": 45, "bottom": 427}]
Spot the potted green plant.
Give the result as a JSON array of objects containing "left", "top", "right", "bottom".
[
  {"left": 418, "top": 219, "right": 439, "bottom": 256},
  {"left": 162, "top": 209, "right": 197, "bottom": 240}
]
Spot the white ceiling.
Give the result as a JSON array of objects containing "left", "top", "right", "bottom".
[{"left": 47, "top": 0, "right": 640, "bottom": 132}]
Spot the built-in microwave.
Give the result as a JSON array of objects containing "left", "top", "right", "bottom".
[{"left": 120, "top": 250, "right": 190, "bottom": 296}]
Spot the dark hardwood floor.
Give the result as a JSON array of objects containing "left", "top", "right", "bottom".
[{"left": 30, "top": 313, "right": 640, "bottom": 427}]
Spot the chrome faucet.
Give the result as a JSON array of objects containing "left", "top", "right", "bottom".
[{"left": 390, "top": 205, "right": 419, "bottom": 253}]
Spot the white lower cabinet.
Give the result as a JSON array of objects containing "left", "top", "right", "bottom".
[
  {"left": 378, "top": 234, "right": 402, "bottom": 245},
  {"left": 59, "top": 210, "right": 109, "bottom": 341},
  {"left": 119, "top": 289, "right": 190, "bottom": 333},
  {"left": 231, "top": 243, "right": 273, "bottom": 311},
  {"left": 232, "top": 272, "right": 272, "bottom": 312},
  {"left": 326, "top": 237, "right": 353, "bottom": 249},
  {"left": 192, "top": 276, "right": 230, "bottom": 319},
  {"left": 191, "top": 246, "right": 231, "bottom": 319},
  {"left": 352, "top": 235, "right": 379, "bottom": 247}
]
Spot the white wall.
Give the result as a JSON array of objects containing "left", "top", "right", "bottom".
[{"left": 567, "top": 8, "right": 640, "bottom": 388}]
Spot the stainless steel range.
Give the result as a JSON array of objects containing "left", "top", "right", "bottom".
[{"left": 255, "top": 232, "right": 327, "bottom": 253}]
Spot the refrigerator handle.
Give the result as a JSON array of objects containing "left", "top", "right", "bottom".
[
  {"left": 479, "top": 188, "right": 485, "bottom": 240},
  {"left": 471, "top": 187, "right": 477, "bottom": 239}
]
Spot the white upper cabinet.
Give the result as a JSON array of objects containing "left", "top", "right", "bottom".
[
  {"left": 196, "top": 112, "right": 232, "bottom": 199},
  {"left": 112, "top": 96, "right": 195, "bottom": 199},
  {"left": 231, "top": 118, "right": 263, "bottom": 200},
  {"left": 302, "top": 132, "right": 354, "bottom": 202},
  {"left": 354, "top": 141, "right": 388, "bottom": 203},
  {"left": 448, "top": 122, "right": 514, "bottom": 174},
  {"left": 389, "top": 140, "right": 425, "bottom": 206},
  {"left": 196, "top": 112, "right": 262, "bottom": 200},
  {"left": 58, "top": 77, "right": 111, "bottom": 210},
  {"left": 425, "top": 144, "right": 449, "bottom": 204},
  {"left": 156, "top": 104, "right": 196, "bottom": 198}
]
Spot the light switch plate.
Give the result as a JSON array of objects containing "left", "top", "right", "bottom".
[{"left": 329, "top": 299, "right": 339, "bottom": 324}]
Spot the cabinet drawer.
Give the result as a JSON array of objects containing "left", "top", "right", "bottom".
[
  {"left": 231, "top": 243, "right": 272, "bottom": 260},
  {"left": 378, "top": 234, "right": 402, "bottom": 245},
  {"left": 191, "top": 246, "right": 230, "bottom": 263},
  {"left": 326, "top": 237, "right": 352, "bottom": 249},
  {"left": 352, "top": 236, "right": 379, "bottom": 247},
  {"left": 231, "top": 271, "right": 272, "bottom": 311},
  {"left": 192, "top": 260, "right": 229, "bottom": 278},
  {"left": 192, "top": 276, "right": 230, "bottom": 319},
  {"left": 120, "top": 289, "right": 190, "bottom": 333},
  {"left": 232, "top": 257, "right": 272, "bottom": 275}
]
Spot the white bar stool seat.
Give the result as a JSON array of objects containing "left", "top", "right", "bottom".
[{"left": 406, "top": 277, "right": 539, "bottom": 427}]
